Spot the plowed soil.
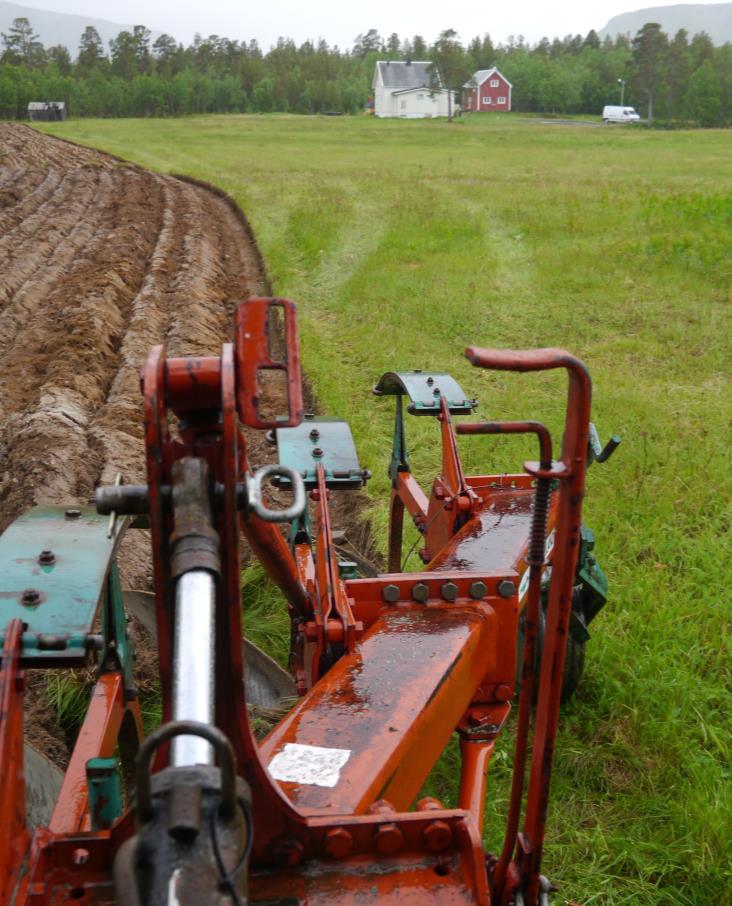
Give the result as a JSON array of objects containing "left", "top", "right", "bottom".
[
  {"left": 0, "top": 124, "right": 375, "bottom": 765},
  {"left": 0, "top": 123, "right": 270, "bottom": 588},
  {"left": 0, "top": 123, "right": 278, "bottom": 762}
]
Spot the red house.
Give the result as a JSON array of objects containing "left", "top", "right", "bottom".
[{"left": 463, "top": 67, "right": 512, "bottom": 112}]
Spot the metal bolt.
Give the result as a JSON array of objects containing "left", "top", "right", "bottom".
[
  {"left": 309, "top": 428, "right": 320, "bottom": 441},
  {"left": 469, "top": 581, "right": 487, "bottom": 600},
  {"left": 423, "top": 820, "right": 453, "bottom": 852},
  {"left": 311, "top": 447, "right": 324, "bottom": 458},
  {"left": 426, "top": 376, "right": 434, "bottom": 386},
  {"left": 440, "top": 582, "right": 458, "bottom": 602},
  {"left": 497, "top": 580, "right": 517, "bottom": 598},
  {"left": 495, "top": 684, "right": 513, "bottom": 702},
  {"left": 64, "top": 508, "right": 81, "bottom": 519},
  {"left": 374, "top": 822, "right": 404, "bottom": 855},
  {"left": 433, "top": 387, "right": 441, "bottom": 396},
  {"left": 38, "top": 549, "right": 56, "bottom": 566},
  {"left": 382, "top": 584, "right": 400, "bottom": 604},
  {"left": 72, "top": 848, "right": 90, "bottom": 867},
  {"left": 20, "top": 588, "right": 41, "bottom": 606},
  {"left": 417, "top": 797, "right": 443, "bottom": 811},
  {"left": 324, "top": 827, "right": 353, "bottom": 859},
  {"left": 411, "top": 582, "right": 429, "bottom": 603},
  {"left": 272, "top": 837, "right": 304, "bottom": 867}
]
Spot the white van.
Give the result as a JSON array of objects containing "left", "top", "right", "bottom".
[{"left": 602, "top": 105, "right": 641, "bottom": 124}]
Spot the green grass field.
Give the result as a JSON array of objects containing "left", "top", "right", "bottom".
[{"left": 40, "top": 114, "right": 731, "bottom": 904}]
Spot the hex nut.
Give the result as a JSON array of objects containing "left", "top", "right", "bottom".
[
  {"left": 64, "top": 508, "right": 82, "bottom": 519},
  {"left": 469, "top": 580, "right": 487, "bottom": 600},
  {"left": 324, "top": 827, "right": 354, "bottom": 859},
  {"left": 38, "top": 549, "right": 56, "bottom": 566},
  {"left": 374, "top": 822, "right": 404, "bottom": 855},
  {"left": 20, "top": 588, "right": 41, "bottom": 606},
  {"left": 440, "top": 581, "right": 458, "bottom": 602},
  {"left": 411, "top": 582, "right": 429, "bottom": 603},
  {"left": 423, "top": 820, "right": 453, "bottom": 852},
  {"left": 272, "top": 837, "right": 304, "bottom": 867},
  {"left": 382, "top": 584, "right": 400, "bottom": 604},
  {"left": 497, "top": 580, "right": 517, "bottom": 598}
]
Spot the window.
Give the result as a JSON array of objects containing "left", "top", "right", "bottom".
[
  {"left": 482, "top": 96, "right": 492, "bottom": 104},
  {"left": 490, "top": 79, "right": 499, "bottom": 87},
  {"left": 498, "top": 96, "right": 506, "bottom": 104}
]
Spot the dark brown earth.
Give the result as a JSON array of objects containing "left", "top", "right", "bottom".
[{"left": 0, "top": 124, "right": 376, "bottom": 765}]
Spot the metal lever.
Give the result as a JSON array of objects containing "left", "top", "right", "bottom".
[
  {"left": 246, "top": 465, "right": 306, "bottom": 523},
  {"left": 587, "top": 423, "right": 621, "bottom": 465}
]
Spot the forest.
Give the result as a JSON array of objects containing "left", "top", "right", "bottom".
[{"left": 1, "top": 17, "right": 730, "bottom": 126}]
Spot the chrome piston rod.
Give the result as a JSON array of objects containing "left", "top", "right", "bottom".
[{"left": 171, "top": 569, "right": 216, "bottom": 766}]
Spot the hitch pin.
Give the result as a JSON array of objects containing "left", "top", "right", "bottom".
[{"left": 106, "top": 473, "right": 123, "bottom": 539}]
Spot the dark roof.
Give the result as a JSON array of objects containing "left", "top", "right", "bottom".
[{"left": 375, "top": 61, "right": 440, "bottom": 89}]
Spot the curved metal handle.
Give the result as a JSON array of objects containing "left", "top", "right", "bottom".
[
  {"left": 247, "top": 465, "right": 306, "bottom": 523},
  {"left": 136, "top": 720, "right": 237, "bottom": 820}
]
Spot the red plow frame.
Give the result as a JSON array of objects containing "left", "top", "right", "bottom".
[{"left": 0, "top": 298, "right": 612, "bottom": 905}]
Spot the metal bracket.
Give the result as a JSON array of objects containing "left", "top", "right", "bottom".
[
  {"left": 373, "top": 370, "right": 477, "bottom": 416},
  {"left": 275, "top": 416, "right": 369, "bottom": 490}
]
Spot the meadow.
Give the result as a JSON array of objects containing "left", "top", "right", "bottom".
[{"left": 40, "top": 113, "right": 731, "bottom": 904}]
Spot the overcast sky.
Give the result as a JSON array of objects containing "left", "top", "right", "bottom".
[{"left": 17, "top": 1, "right": 712, "bottom": 49}]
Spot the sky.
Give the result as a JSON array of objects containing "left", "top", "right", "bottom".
[{"left": 13, "top": 0, "right": 715, "bottom": 49}]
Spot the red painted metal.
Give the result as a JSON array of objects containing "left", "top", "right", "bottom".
[
  {"left": 48, "top": 673, "right": 142, "bottom": 836},
  {"left": 235, "top": 297, "right": 304, "bottom": 428},
  {"left": 1, "top": 300, "right": 599, "bottom": 905},
  {"left": 0, "top": 620, "right": 27, "bottom": 905}
]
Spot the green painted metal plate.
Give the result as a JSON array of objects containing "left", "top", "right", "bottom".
[
  {"left": 0, "top": 506, "right": 122, "bottom": 666},
  {"left": 275, "top": 416, "right": 366, "bottom": 490},
  {"left": 373, "top": 371, "right": 476, "bottom": 415}
]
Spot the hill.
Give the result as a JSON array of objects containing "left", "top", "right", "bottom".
[
  {"left": 599, "top": 2, "right": 732, "bottom": 43},
  {"left": 0, "top": 1, "right": 162, "bottom": 55}
]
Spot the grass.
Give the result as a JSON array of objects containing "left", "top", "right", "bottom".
[{"left": 38, "top": 113, "right": 732, "bottom": 904}]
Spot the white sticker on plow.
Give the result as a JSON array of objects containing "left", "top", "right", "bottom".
[{"left": 268, "top": 743, "right": 352, "bottom": 788}]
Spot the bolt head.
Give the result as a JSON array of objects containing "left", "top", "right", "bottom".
[
  {"left": 411, "top": 582, "right": 429, "bottom": 603},
  {"left": 382, "top": 583, "right": 400, "bottom": 604},
  {"left": 72, "top": 847, "right": 90, "bottom": 867},
  {"left": 20, "top": 588, "right": 41, "bottom": 606},
  {"left": 497, "top": 579, "right": 517, "bottom": 598},
  {"left": 423, "top": 820, "right": 453, "bottom": 852},
  {"left": 309, "top": 428, "right": 320, "bottom": 441},
  {"left": 416, "top": 796, "right": 443, "bottom": 811},
  {"left": 374, "top": 822, "right": 404, "bottom": 855},
  {"left": 311, "top": 447, "right": 324, "bottom": 458},
  {"left": 272, "top": 837, "right": 304, "bottom": 867},
  {"left": 64, "top": 508, "right": 81, "bottom": 519},
  {"left": 495, "top": 683, "right": 513, "bottom": 702},
  {"left": 440, "top": 581, "right": 458, "bottom": 602},
  {"left": 324, "top": 827, "right": 354, "bottom": 859},
  {"left": 469, "top": 581, "right": 487, "bottom": 600},
  {"left": 38, "top": 549, "right": 56, "bottom": 565}
]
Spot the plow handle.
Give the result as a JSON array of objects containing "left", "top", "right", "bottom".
[{"left": 465, "top": 346, "right": 591, "bottom": 905}]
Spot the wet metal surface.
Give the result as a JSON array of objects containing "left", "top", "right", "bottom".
[
  {"left": 429, "top": 488, "right": 536, "bottom": 573},
  {"left": 261, "top": 605, "right": 494, "bottom": 814}
]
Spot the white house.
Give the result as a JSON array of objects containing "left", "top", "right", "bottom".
[{"left": 372, "top": 61, "right": 452, "bottom": 118}]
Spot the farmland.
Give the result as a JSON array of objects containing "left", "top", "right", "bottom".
[{"left": 36, "top": 113, "right": 731, "bottom": 904}]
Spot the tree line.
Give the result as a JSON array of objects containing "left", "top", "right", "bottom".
[{"left": 0, "top": 17, "right": 730, "bottom": 125}]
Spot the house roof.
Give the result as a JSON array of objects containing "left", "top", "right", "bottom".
[
  {"left": 375, "top": 61, "right": 441, "bottom": 90},
  {"left": 28, "top": 101, "right": 66, "bottom": 109},
  {"left": 463, "top": 67, "right": 513, "bottom": 89}
]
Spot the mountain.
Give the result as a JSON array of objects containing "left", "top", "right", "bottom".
[
  {"left": 599, "top": 3, "right": 732, "bottom": 44},
  {"left": 0, "top": 1, "right": 164, "bottom": 55}
]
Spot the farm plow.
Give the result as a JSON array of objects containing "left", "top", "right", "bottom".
[{"left": 0, "top": 297, "right": 618, "bottom": 904}]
